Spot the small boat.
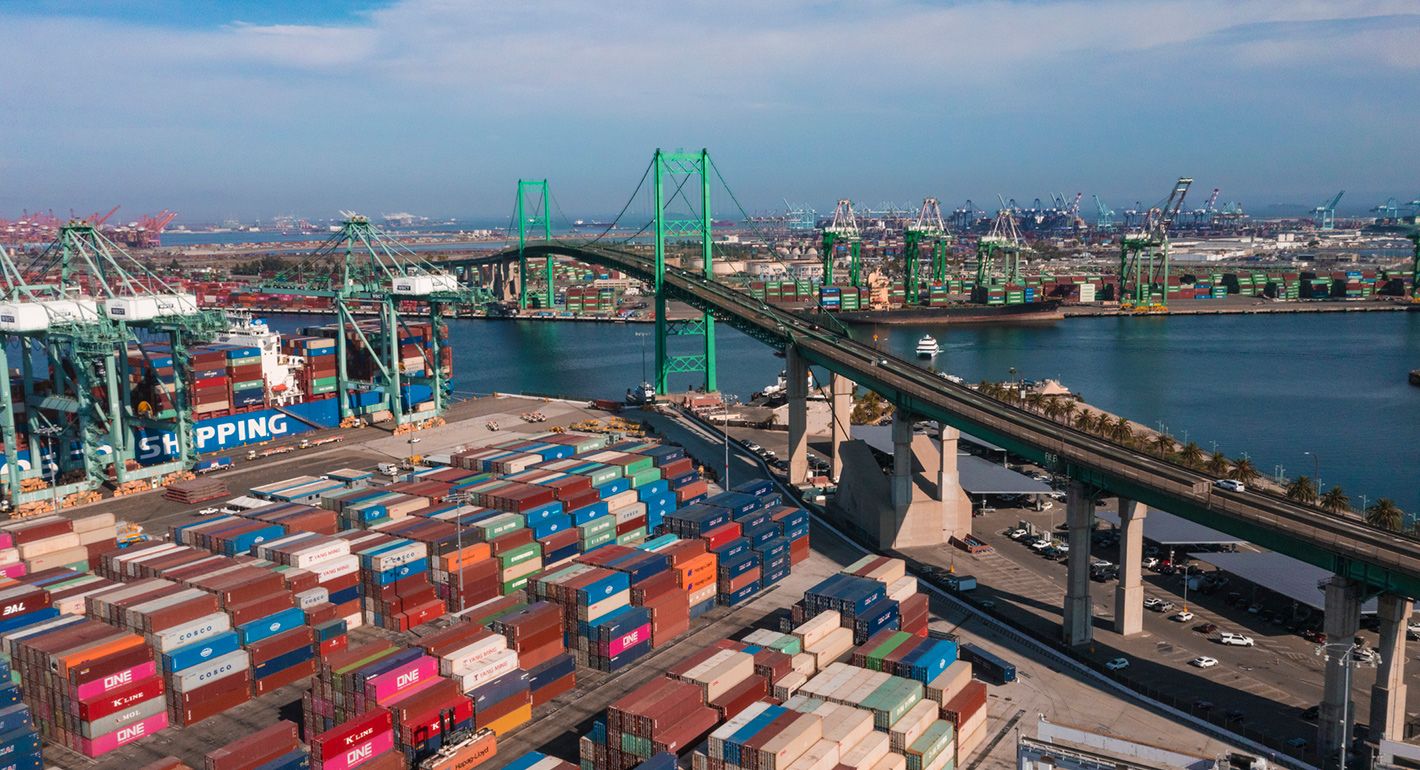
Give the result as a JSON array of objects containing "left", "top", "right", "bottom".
[{"left": 916, "top": 334, "right": 940, "bottom": 358}]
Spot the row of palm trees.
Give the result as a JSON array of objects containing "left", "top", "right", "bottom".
[{"left": 975, "top": 380, "right": 1410, "bottom": 533}]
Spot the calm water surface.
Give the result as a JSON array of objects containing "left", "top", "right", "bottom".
[{"left": 266, "top": 312, "right": 1420, "bottom": 513}]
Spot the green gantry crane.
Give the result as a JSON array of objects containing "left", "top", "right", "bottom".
[
  {"left": 821, "top": 200, "right": 862, "bottom": 288},
  {"left": 0, "top": 222, "right": 225, "bottom": 508},
  {"left": 974, "top": 206, "right": 1025, "bottom": 299},
  {"left": 904, "top": 197, "right": 950, "bottom": 298},
  {"left": 1118, "top": 177, "right": 1191, "bottom": 311},
  {"left": 248, "top": 214, "right": 480, "bottom": 425}
]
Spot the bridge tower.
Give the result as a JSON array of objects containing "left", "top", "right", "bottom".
[
  {"left": 516, "top": 180, "right": 553, "bottom": 309},
  {"left": 653, "top": 149, "right": 717, "bottom": 394}
]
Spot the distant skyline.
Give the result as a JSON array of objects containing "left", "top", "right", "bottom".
[{"left": 2, "top": 1, "right": 1417, "bottom": 223}]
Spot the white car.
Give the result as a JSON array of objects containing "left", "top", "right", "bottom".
[
  {"left": 1171, "top": 611, "right": 1195, "bottom": 622},
  {"left": 1007, "top": 529, "right": 1029, "bottom": 540},
  {"left": 1142, "top": 557, "right": 1160, "bottom": 569},
  {"left": 197, "top": 507, "right": 221, "bottom": 516},
  {"left": 1143, "top": 597, "right": 1163, "bottom": 610},
  {"left": 1105, "top": 657, "right": 1129, "bottom": 671},
  {"left": 1219, "top": 632, "right": 1255, "bottom": 647},
  {"left": 1029, "top": 538, "right": 1054, "bottom": 551},
  {"left": 1214, "top": 479, "right": 1246, "bottom": 493},
  {"left": 1190, "top": 656, "right": 1220, "bottom": 668}
]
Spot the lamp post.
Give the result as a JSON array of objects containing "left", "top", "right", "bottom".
[
  {"left": 443, "top": 491, "right": 473, "bottom": 614},
  {"left": 1314, "top": 639, "right": 1379, "bottom": 770},
  {"left": 1304, "top": 451, "right": 1320, "bottom": 490}
]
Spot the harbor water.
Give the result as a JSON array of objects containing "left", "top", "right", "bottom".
[{"left": 264, "top": 312, "right": 1420, "bottom": 514}]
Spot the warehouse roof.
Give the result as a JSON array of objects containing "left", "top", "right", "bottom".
[
  {"left": 1192, "top": 551, "right": 1384, "bottom": 614},
  {"left": 1096, "top": 507, "right": 1243, "bottom": 546}
]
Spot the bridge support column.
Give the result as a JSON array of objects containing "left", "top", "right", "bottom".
[
  {"left": 890, "top": 411, "right": 914, "bottom": 518},
  {"left": 1370, "top": 593, "right": 1412, "bottom": 742},
  {"left": 829, "top": 373, "right": 852, "bottom": 482},
  {"left": 1113, "top": 498, "right": 1148, "bottom": 637},
  {"left": 1062, "top": 480, "right": 1094, "bottom": 647},
  {"left": 786, "top": 345, "right": 809, "bottom": 485},
  {"left": 935, "top": 424, "right": 970, "bottom": 540},
  {"left": 1319, "top": 576, "right": 1363, "bottom": 767}
]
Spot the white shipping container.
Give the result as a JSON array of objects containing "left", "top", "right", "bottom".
[
  {"left": 793, "top": 611, "right": 842, "bottom": 649},
  {"left": 885, "top": 576, "right": 918, "bottom": 603},
  {"left": 784, "top": 739, "right": 839, "bottom": 770},
  {"left": 926, "top": 661, "right": 972, "bottom": 706},
  {"left": 454, "top": 647, "right": 520, "bottom": 692},
  {"left": 889, "top": 699, "right": 938, "bottom": 752},
  {"left": 26, "top": 545, "right": 89, "bottom": 572},
  {"left": 150, "top": 613, "right": 231, "bottom": 653},
  {"left": 440, "top": 635, "right": 509, "bottom": 677},
  {"left": 838, "top": 731, "right": 890, "bottom": 770},
  {"left": 18, "top": 533, "right": 82, "bottom": 559},
  {"left": 758, "top": 712, "right": 823, "bottom": 770},
  {"left": 310, "top": 554, "right": 360, "bottom": 582},
  {"left": 709, "top": 701, "right": 773, "bottom": 760},
  {"left": 171, "top": 649, "right": 250, "bottom": 693},
  {"left": 868, "top": 753, "right": 906, "bottom": 770}
]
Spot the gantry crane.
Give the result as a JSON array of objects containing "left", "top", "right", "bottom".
[
  {"left": 1094, "top": 195, "right": 1116, "bottom": 232},
  {"left": 1314, "top": 191, "right": 1344, "bottom": 230},
  {"left": 1118, "top": 177, "right": 1192, "bottom": 311},
  {"left": 0, "top": 222, "right": 225, "bottom": 508},
  {"left": 904, "top": 197, "right": 950, "bottom": 297},
  {"left": 974, "top": 206, "right": 1024, "bottom": 297},
  {"left": 249, "top": 214, "right": 480, "bottom": 426},
  {"left": 821, "top": 200, "right": 862, "bottom": 287}
]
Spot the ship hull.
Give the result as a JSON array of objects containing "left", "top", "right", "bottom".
[{"left": 820, "top": 301, "right": 1063, "bottom": 326}]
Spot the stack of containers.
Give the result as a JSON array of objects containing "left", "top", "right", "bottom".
[
  {"left": 308, "top": 707, "right": 401, "bottom": 770},
  {"left": 503, "top": 752, "right": 579, "bottom": 770},
  {"left": 303, "top": 639, "right": 476, "bottom": 765},
  {"left": 410, "top": 620, "right": 531, "bottom": 731},
  {"left": 226, "top": 344, "right": 266, "bottom": 411},
  {"left": 488, "top": 602, "right": 574, "bottom": 703},
  {"left": 0, "top": 672, "right": 41, "bottom": 770},
  {"left": 579, "top": 677, "right": 719, "bottom": 770},
  {"left": 10, "top": 617, "right": 169, "bottom": 757},
  {"left": 285, "top": 336, "right": 338, "bottom": 398},
  {"left": 848, "top": 632, "right": 957, "bottom": 685},
  {"left": 667, "top": 646, "right": 769, "bottom": 722},
  {"left": 340, "top": 531, "right": 445, "bottom": 632},
  {"left": 788, "top": 611, "right": 855, "bottom": 671},
  {"left": 795, "top": 558, "right": 925, "bottom": 644},
  {"left": 204, "top": 721, "right": 307, "bottom": 770},
  {"left": 0, "top": 514, "right": 119, "bottom": 574},
  {"left": 188, "top": 344, "right": 232, "bottom": 417}
]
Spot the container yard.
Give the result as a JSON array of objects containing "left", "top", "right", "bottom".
[{"left": 0, "top": 413, "right": 830, "bottom": 769}]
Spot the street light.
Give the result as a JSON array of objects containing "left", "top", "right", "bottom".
[
  {"left": 1304, "top": 451, "right": 1320, "bottom": 490},
  {"left": 35, "top": 425, "right": 63, "bottom": 512},
  {"left": 1314, "top": 639, "right": 1380, "bottom": 770}
]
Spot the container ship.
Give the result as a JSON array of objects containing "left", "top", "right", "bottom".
[
  {"left": 67, "top": 313, "right": 450, "bottom": 468},
  {"left": 811, "top": 300, "right": 1063, "bottom": 326}
]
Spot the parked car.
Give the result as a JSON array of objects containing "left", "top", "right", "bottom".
[
  {"left": 1105, "top": 657, "right": 1129, "bottom": 671},
  {"left": 1142, "top": 557, "right": 1160, "bottom": 569},
  {"left": 1214, "top": 479, "right": 1246, "bottom": 493},
  {"left": 1195, "top": 622, "right": 1219, "bottom": 635},
  {"left": 1190, "top": 656, "right": 1219, "bottom": 668},
  {"left": 1219, "top": 632, "right": 1255, "bottom": 647},
  {"left": 1143, "top": 597, "right": 1163, "bottom": 610},
  {"left": 197, "top": 507, "right": 221, "bottom": 516},
  {"left": 1170, "top": 611, "right": 1195, "bottom": 622},
  {"left": 1156, "top": 601, "right": 1177, "bottom": 613},
  {"left": 1302, "top": 628, "right": 1327, "bottom": 643}
]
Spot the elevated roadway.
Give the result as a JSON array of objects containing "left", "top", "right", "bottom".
[{"left": 466, "top": 242, "right": 1420, "bottom": 599}]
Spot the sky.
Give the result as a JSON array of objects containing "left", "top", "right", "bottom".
[{"left": 1, "top": 0, "right": 1417, "bottom": 223}]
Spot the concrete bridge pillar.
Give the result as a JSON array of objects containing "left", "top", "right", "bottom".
[
  {"left": 786, "top": 345, "right": 809, "bottom": 485},
  {"left": 1113, "top": 498, "right": 1148, "bottom": 637},
  {"left": 890, "top": 411, "right": 914, "bottom": 518},
  {"left": 1062, "top": 480, "right": 1095, "bottom": 646},
  {"left": 1369, "top": 592, "right": 1412, "bottom": 742},
  {"left": 829, "top": 372, "right": 852, "bottom": 482},
  {"left": 1319, "top": 576, "right": 1363, "bottom": 767}
]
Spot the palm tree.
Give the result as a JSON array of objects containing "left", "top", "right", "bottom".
[
  {"left": 1042, "top": 399, "right": 1065, "bottom": 422},
  {"left": 1071, "top": 408, "right": 1095, "bottom": 432},
  {"left": 1109, "top": 416, "right": 1133, "bottom": 444},
  {"left": 1150, "top": 432, "right": 1176, "bottom": 458},
  {"left": 1285, "top": 476, "right": 1318, "bottom": 505},
  {"left": 1228, "top": 458, "right": 1260, "bottom": 485},
  {"left": 1177, "top": 441, "right": 1205, "bottom": 469},
  {"left": 1319, "top": 486, "right": 1350, "bottom": 515},
  {"left": 1365, "top": 498, "right": 1405, "bottom": 531},
  {"left": 1204, "top": 451, "right": 1230, "bottom": 477},
  {"left": 1023, "top": 392, "right": 1045, "bottom": 413}
]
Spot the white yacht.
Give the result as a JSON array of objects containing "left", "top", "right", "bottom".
[{"left": 916, "top": 334, "right": 940, "bottom": 358}]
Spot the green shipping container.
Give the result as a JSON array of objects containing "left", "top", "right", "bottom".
[{"left": 616, "top": 527, "right": 647, "bottom": 545}]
